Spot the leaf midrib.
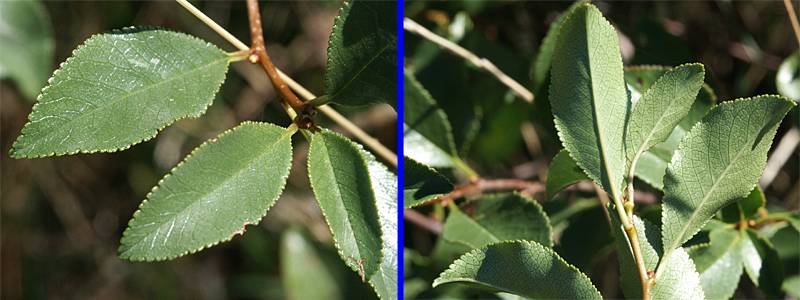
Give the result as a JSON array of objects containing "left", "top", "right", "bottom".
[
  {"left": 330, "top": 43, "right": 391, "bottom": 99},
  {"left": 123, "top": 127, "right": 292, "bottom": 252},
  {"left": 33, "top": 56, "right": 228, "bottom": 146}
]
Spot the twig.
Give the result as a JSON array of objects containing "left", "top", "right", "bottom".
[
  {"left": 404, "top": 209, "right": 443, "bottom": 235},
  {"left": 785, "top": 0, "right": 800, "bottom": 47},
  {"left": 245, "top": 0, "right": 307, "bottom": 114},
  {"left": 760, "top": 127, "right": 800, "bottom": 187},
  {"left": 175, "top": 0, "right": 397, "bottom": 167},
  {"left": 403, "top": 18, "right": 534, "bottom": 103},
  {"left": 421, "top": 178, "right": 545, "bottom": 207}
]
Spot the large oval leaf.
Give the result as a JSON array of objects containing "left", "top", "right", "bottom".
[
  {"left": 119, "top": 122, "right": 295, "bottom": 261},
  {"left": 652, "top": 248, "right": 705, "bottom": 300},
  {"left": 442, "top": 193, "right": 552, "bottom": 249},
  {"left": 433, "top": 240, "right": 602, "bottom": 299},
  {"left": 308, "top": 129, "right": 384, "bottom": 280},
  {"left": 549, "top": 3, "right": 628, "bottom": 200},
  {"left": 403, "top": 69, "right": 457, "bottom": 167},
  {"left": 11, "top": 28, "right": 229, "bottom": 158},
  {"left": 661, "top": 96, "right": 795, "bottom": 253},
  {"left": 0, "top": 0, "right": 53, "bottom": 100},
  {"left": 323, "top": 0, "right": 396, "bottom": 106}
]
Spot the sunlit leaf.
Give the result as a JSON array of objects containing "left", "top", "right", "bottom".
[
  {"left": 687, "top": 228, "right": 743, "bottom": 300},
  {"left": 11, "top": 28, "right": 229, "bottom": 158},
  {"left": 740, "top": 228, "right": 784, "bottom": 297},
  {"left": 546, "top": 149, "right": 589, "bottom": 200},
  {"left": 776, "top": 51, "right": 800, "bottom": 102},
  {"left": 0, "top": 0, "right": 53, "bottom": 100},
  {"left": 403, "top": 69, "right": 458, "bottom": 167},
  {"left": 651, "top": 248, "right": 705, "bottom": 300},
  {"left": 433, "top": 240, "right": 602, "bottom": 299},
  {"left": 661, "top": 96, "right": 795, "bottom": 253},
  {"left": 612, "top": 215, "right": 662, "bottom": 299}
]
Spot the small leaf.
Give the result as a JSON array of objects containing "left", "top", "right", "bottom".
[
  {"left": 11, "top": 28, "right": 229, "bottom": 158},
  {"left": 687, "top": 228, "right": 743, "bottom": 300},
  {"left": 661, "top": 96, "right": 795, "bottom": 253},
  {"left": 740, "top": 228, "right": 784, "bottom": 297},
  {"left": 625, "top": 63, "right": 705, "bottom": 168},
  {"left": 546, "top": 149, "right": 589, "bottom": 200},
  {"left": 625, "top": 66, "right": 717, "bottom": 189},
  {"left": 611, "top": 215, "right": 662, "bottom": 299},
  {"left": 281, "top": 228, "right": 342, "bottom": 300},
  {"left": 529, "top": 0, "right": 586, "bottom": 93},
  {"left": 0, "top": 0, "right": 53, "bottom": 99},
  {"left": 651, "top": 248, "right": 705, "bottom": 300},
  {"left": 442, "top": 193, "right": 552, "bottom": 249},
  {"left": 404, "top": 157, "right": 453, "bottom": 208},
  {"left": 403, "top": 69, "right": 458, "bottom": 167},
  {"left": 776, "top": 51, "right": 800, "bottom": 102},
  {"left": 119, "top": 122, "right": 295, "bottom": 261},
  {"left": 324, "top": 0, "right": 396, "bottom": 106},
  {"left": 433, "top": 240, "right": 602, "bottom": 299},
  {"left": 549, "top": 3, "right": 628, "bottom": 200},
  {"left": 308, "top": 129, "right": 384, "bottom": 280},
  {"left": 358, "top": 145, "right": 398, "bottom": 300}
]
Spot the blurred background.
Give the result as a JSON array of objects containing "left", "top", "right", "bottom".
[
  {"left": 404, "top": 1, "right": 799, "bottom": 299},
  {"left": 1, "top": 1, "right": 395, "bottom": 299}
]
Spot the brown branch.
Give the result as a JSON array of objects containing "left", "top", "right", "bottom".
[
  {"left": 404, "top": 209, "right": 443, "bottom": 235},
  {"left": 785, "top": 0, "right": 800, "bottom": 47},
  {"left": 245, "top": 0, "right": 311, "bottom": 127},
  {"left": 421, "top": 178, "right": 545, "bottom": 207}
]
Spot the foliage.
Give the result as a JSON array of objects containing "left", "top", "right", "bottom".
[
  {"left": 8, "top": 1, "right": 396, "bottom": 299},
  {"left": 404, "top": 2, "right": 799, "bottom": 299}
]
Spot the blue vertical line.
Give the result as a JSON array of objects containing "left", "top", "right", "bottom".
[{"left": 395, "top": 0, "right": 405, "bottom": 299}]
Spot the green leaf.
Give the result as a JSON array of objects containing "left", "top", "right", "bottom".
[
  {"left": 442, "top": 193, "right": 552, "bottom": 249},
  {"left": 281, "top": 228, "right": 342, "bottom": 300},
  {"left": 530, "top": 0, "right": 586, "bottom": 93},
  {"left": 546, "top": 149, "right": 589, "bottom": 200},
  {"left": 611, "top": 215, "right": 662, "bottom": 299},
  {"left": 661, "top": 96, "right": 796, "bottom": 253},
  {"left": 719, "top": 186, "right": 765, "bottom": 223},
  {"left": 10, "top": 28, "right": 229, "bottom": 158},
  {"left": 358, "top": 145, "right": 398, "bottom": 300},
  {"left": 403, "top": 69, "right": 458, "bottom": 167},
  {"left": 308, "top": 129, "right": 384, "bottom": 280},
  {"left": 740, "top": 228, "right": 784, "bottom": 297},
  {"left": 323, "top": 0, "right": 396, "bottom": 106},
  {"left": 433, "top": 240, "right": 602, "bottom": 299},
  {"left": 404, "top": 157, "right": 453, "bottom": 208},
  {"left": 625, "top": 63, "right": 705, "bottom": 169},
  {"left": 624, "top": 66, "right": 717, "bottom": 190},
  {"left": 783, "top": 275, "right": 800, "bottom": 298},
  {"left": 651, "top": 248, "right": 705, "bottom": 300},
  {"left": 776, "top": 51, "right": 800, "bottom": 102},
  {"left": 118, "top": 122, "right": 295, "bottom": 261},
  {"left": 0, "top": 0, "right": 53, "bottom": 99},
  {"left": 687, "top": 228, "right": 743, "bottom": 300},
  {"left": 549, "top": 3, "right": 628, "bottom": 200}
]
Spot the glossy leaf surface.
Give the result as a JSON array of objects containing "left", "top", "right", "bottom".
[
  {"left": 11, "top": 28, "right": 229, "bottom": 158},
  {"left": 324, "top": 0, "right": 396, "bottom": 106}
]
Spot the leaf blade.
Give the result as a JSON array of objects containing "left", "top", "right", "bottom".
[
  {"left": 0, "top": 0, "right": 54, "bottom": 99},
  {"left": 652, "top": 248, "right": 705, "bottom": 300},
  {"left": 308, "top": 129, "right": 384, "bottom": 280},
  {"left": 11, "top": 28, "right": 229, "bottom": 158},
  {"left": 661, "top": 96, "right": 795, "bottom": 252},
  {"left": 324, "top": 0, "right": 396, "bottom": 106},
  {"left": 549, "top": 3, "right": 628, "bottom": 200},
  {"left": 403, "top": 69, "right": 458, "bottom": 167},
  {"left": 433, "top": 240, "right": 602, "bottom": 299},
  {"left": 404, "top": 157, "right": 453, "bottom": 208},
  {"left": 546, "top": 149, "right": 590, "bottom": 200},
  {"left": 118, "top": 122, "right": 294, "bottom": 261}
]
